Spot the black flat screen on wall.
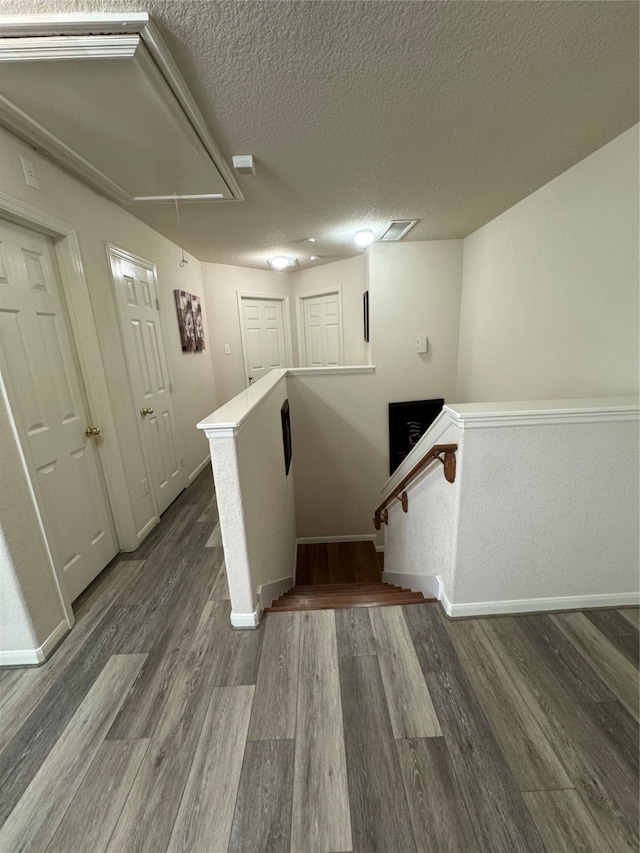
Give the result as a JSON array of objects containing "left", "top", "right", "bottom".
[{"left": 388, "top": 398, "right": 445, "bottom": 475}]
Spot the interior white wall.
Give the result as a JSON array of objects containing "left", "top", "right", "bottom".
[
  {"left": 290, "top": 255, "right": 368, "bottom": 366},
  {"left": 201, "top": 262, "right": 288, "bottom": 405},
  {"left": 452, "top": 416, "right": 639, "bottom": 609},
  {"left": 288, "top": 370, "right": 385, "bottom": 541},
  {"left": 369, "top": 240, "right": 463, "bottom": 409},
  {"left": 0, "top": 126, "right": 218, "bottom": 658},
  {"left": 457, "top": 124, "right": 640, "bottom": 402}
]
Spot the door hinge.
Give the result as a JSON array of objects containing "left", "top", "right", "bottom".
[{"left": 155, "top": 298, "right": 160, "bottom": 311}]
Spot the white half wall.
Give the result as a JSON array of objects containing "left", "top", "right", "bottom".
[
  {"left": 384, "top": 398, "right": 640, "bottom": 616},
  {"left": 457, "top": 124, "right": 640, "bottom": 402},
  {"left": 198, "top": 370, "right": 297, "bottom": 626}
]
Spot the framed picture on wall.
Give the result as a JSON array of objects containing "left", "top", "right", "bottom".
[
  {"left": 281, "top": 399, "right": 292, "bottom": 475},
  {"left": 174, "top": 289, "right": 205, "bottom": 352},
  {"left": 363, "top": 290, "right": 370, "bottom": 342}
]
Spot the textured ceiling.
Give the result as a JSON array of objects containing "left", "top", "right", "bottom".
[{"left": 1, "top": 1, "right": 638, "bottom": 269}]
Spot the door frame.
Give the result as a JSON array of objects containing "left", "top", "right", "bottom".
[
  {"left": 296, "top": 285, "right": 344, "bottom": 367},
  {"left": 237, "top": 291, "right": 293, "bottom": 387},
  {"left": 0, "top": 192, "right": 137, "bottom": 621},
  {"left": 106, "top": 242, "right": 188, "bottom": 519}
]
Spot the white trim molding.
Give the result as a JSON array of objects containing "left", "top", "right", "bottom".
[
  {"left": 230, "top": 610, "right": 261, "bottom": 630},
  {"left": 439, "top": 590, "right": 640, "bottom": 619},
  {"left": 188, "top": 455, "right": 211, "bottom": 484},
  {"left": 288, "top": 365, "right": 376, "bottom": 376},
  {"left": 258, "top": 576, "right": 294, "bottom": 610},
  {"left": 0, "top": 619, "right": 69, "bottom": 667},
  {"left": 444, "top": 397, "right": 639, "bottom": 429},
  {"left": 296, "top": 534, "right": 377, "bottom": 545}
]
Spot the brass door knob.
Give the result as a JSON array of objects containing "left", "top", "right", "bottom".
[
  {"left": 84, "top": 426, "right": 101, "bottom": 437},
  {"left": 140, "top": 407, "right": 154, "bottom": 416}
]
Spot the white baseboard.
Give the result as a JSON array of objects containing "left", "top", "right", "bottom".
[
  {"left": 0, "top": 619, "right": 69, "bottom": 667},
  {"left": 296, "top": 534, "right": 377, "bottom": 544},
  {"left": 439, "top": 589, "right": 640, "bottom": 619},
  {"left": 188, "top": 455, "right": 211, "bottom": 484},
  {"left": 230, "top": 610, "right": 261, "bottom": 629},
  {"left": 382, "top": 571, "right": 439, "bottom": 599},
  {"left": 258, "top": 576, "right": 294, "bottom": 609},
  {"left": 136, "top": 515, "right": 159, "bottom": 543}
]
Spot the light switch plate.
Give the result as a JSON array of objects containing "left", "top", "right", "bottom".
[{"left": 20, "top": 156, "right": 40, "bottom": 189}]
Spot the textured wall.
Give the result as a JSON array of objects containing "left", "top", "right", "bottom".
[{"left": 457, "top": 124, "right": 639, "bottom": 402}]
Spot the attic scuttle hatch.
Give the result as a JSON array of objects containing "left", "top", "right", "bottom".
[{"left": 0, "top": 12, "right": 243, "bottom": 205}]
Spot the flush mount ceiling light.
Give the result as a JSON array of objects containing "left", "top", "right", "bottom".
[
  {"left": 354, "top": 229, "right": 375, "bottom": 247},
  {"left": 268, "top": 256, "right": 298, "bottom": 270}
]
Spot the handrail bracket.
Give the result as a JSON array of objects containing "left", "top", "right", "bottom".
[{"left": 435, "top": 449, "right": 457, "bottom": 483}]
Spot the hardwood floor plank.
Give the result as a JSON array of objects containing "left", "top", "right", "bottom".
[
  {"left": 208, "top": 552, "right": 230, "bottom": 600},
  {"left": 167, "top": 686, "right": 254, "bottom": 853},
  {"left": 105, "top": 601, "right": 231, "bottom": 853},
  {"left": 519, "top": 613, "right": 617, "bottom": 704},
  {"left": 0, "top": 604, "right": 143, "bottom": 825},
  {"left": 335, "top": 607, "right": 376, "bottom": 657},
  {"left": 339, "top": 655, "right": 416, "bottom": 853},
  {"left": 551, "top": 612, "right": 639, "bottom": 720},
  {"left": 524, "top": 789, "right": 616, "bottom": 853},
  {"left": 0, "top": 654, "right": 145, "bottom": 853},
  {"left": 0, "top": 560, "right": 145, "bottom": 755},
  {"left": 204, "top": 520, "right": 222, "bottom": 548},
  {"left": 370, "top": 606, "right": 442, "bottom": 738},
  {"left": 618, "top": 608, "right": 639, "bottom": 629},
  {"left": 484, "top": 618, "right": 639, "bottom": 852},
  {"left": 576, "top": 700, "right": 639, "bottom": 777},
  {"left": 106, "top": 552, "right": 220, "bottom": 739},
  {"left": 584, "top": 610, "right": 639, "bottom": 667},
  {"left": 396, "top": 737, "right": 480, "bottom": 852},
  {"left": 228, "top": 739, "right": 295, "bottom": 853},
  {"left": 403, "top": 603, "right": 463, "bottom": 674},
  {"left": 291, "top": 610, "right": 352, "bottom": 853},
  {"left": 45, "top": 738, "right": 150, "bottom": 853},
  {"left": 445, "top": 618, "right": 572, "bottom": 792},
  {"left": 425, "top": 667, "right": 546, "bottom": 852},
  {"left": 215, "top": 620, "right": 264, "bottom": 686},
  {"left": 248, "top": 612, "right": 300, "bottom": 741}
]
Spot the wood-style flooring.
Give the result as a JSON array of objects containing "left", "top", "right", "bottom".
[{"left": 0, "top": 471, "right": 638, "bottom": 852}]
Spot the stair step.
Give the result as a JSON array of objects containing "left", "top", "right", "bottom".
[
  {"left": 267, "top": 594, "right": 432, "bottom": 612},
  {"left": 285, "top": 583, "right": 399, "bottom": 594}
]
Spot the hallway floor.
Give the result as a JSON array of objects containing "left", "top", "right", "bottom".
[{"left": 0, "top": 472, "right": 638, "bottom": 852}]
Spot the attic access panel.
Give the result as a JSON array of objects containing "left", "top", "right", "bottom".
[
  {"left": 388, "top": 398, "right": 445, "bottom": 476},
  {"left": 0, "top": 17, "right": 242, "bottom": 205}
]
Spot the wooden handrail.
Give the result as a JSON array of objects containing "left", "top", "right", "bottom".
[{"left": 373, "top": 443, "right": 457, "bottom": 530}]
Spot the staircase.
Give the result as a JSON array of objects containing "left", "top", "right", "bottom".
[
  {"left": 265, "top": 541, "right": 434, "bottom": 613},
  {"left": 266, "top": 581, "right": 431, "bottom": 612}
]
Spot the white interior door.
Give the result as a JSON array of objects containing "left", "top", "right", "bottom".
[
  {"left": 239, "top": 295, "right": 290, "bottom": 385},
  {"left": 109, "top": 247, "right": 185, "bottom": 516},
  {"left": 300, "top": 290, "right": 343, "bottom": 367},
  {"left": 0, "top": 219, "right": 118, "bottom": 602}
]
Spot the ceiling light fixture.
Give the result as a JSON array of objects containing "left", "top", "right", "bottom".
[
  {"left": 310, "top": 255, "right": 321, "bottom": 261},
  {"left": 268, "top": 256, "right": 298, "bottom": 270},
  {"left": 354, "top": 228, "right": 375, "bottom": 247}
]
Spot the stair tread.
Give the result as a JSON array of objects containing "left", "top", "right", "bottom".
[
  {"left": 270, "top": 592, "right": 428, "bottom": 606},
  {"left": 266, "top": 595, "right": 433, "bottom": 612}
]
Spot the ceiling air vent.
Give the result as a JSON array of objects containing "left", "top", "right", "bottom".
[{"left": 379, "top": 220, "right": 418, "bottom": 241}]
